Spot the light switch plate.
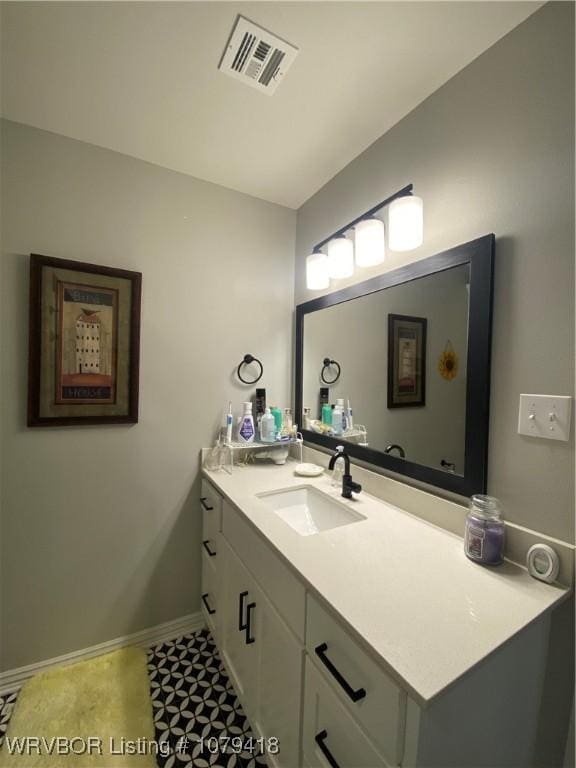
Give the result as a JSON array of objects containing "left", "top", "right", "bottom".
[{"left": 518, "top": 394, "right": 572, "bottom": 441}]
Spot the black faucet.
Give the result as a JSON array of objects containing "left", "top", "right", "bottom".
[
  {"left": 384, "top": 443, "right": 406, "bottom": 458},
  {"left": 328, "top": 446, "right": 362, "bottom": 499}
]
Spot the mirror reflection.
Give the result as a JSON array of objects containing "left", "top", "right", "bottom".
[{"left": 302, "top": 264, "right": 470, "bottom": 474}]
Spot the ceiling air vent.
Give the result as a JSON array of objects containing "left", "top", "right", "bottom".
[{"left": 219, "top": 16, "right": 298, "bottom": 95}]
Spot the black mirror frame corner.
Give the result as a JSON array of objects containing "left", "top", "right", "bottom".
[{"left": 294, "top": 233, "right": 495, "bottom": 498}]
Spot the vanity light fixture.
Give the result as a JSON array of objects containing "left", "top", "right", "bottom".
[
  {"left": 388, "top": 194, "right": 424, "bottom": 252},
  {"left": 306, "top": 250, "right": 330, "bottom": 290},
  {"left": 327, "top": 235, "right": 354, "bottom": 279},
  {"left": 354, "top": 217, "right": 385, "bottom": 267},
  {"left": 305, "top": 184, "right": 422, "bottom": 291}
]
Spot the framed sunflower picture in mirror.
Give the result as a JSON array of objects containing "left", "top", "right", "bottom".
[{"left": 27, "top": 254, "right": 142, "bottom": 426}]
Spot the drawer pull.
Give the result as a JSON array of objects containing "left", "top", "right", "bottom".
[
  {"left": 245, "top": 602, "right": 256, "bottom": 645},
  {"left": 315, "top": 730, "right": 340, "bottom": 768},
  {"left": 200, "top": 497, "right": 214, "bottom": 511},
  {"left": 238, "top": 591, "right": 249, "bottom": 631},
  {"left": 201, "top": 593, "right": 215, "bottom": 615},
  {"left": 315, "top": 643, "right": 366, "bottom": 703},
  {"left": 202, "top": 540, "right": 216, "bottom": 557}
]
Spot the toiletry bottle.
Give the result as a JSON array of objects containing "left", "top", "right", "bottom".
[
  {"left": 238, "top": 402, "right": 255, "bottom": 444},
  {"left": 271, "top": 406, "right": 283, "bottom": 438},
  {"left": 282, "top": 408, "right": 293, "bottom": 436},
  {"left": 225, "top": 402, "right": 233, "bottom": 444},
  {"left": 464, "top": 495, "right": 505, "bottom": 565},
  {"left": 346, "top": 399, "right": 354, "bottom": 432},
  {"left": 319, "top": 387, "right": 329, "bottom": 419},
  {"left": 332, "top": 399, "right": 345, "bottom": 435},
  {"left": 260, "top": 408, "right": 276, "bottom": 443},
  {"left": 339, "top": 398, "right": 348, "bottom": 432},
  {"left": 321, "top": 403, "right": 332, "bottom": 427},
  {"left": 303, "top": 407, "right": 312, "bottom": 429},
  {"left": 255, "top": 388, "right": 266, "bottom": 426}
]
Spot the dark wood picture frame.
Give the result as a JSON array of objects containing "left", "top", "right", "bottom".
[
  {"left": 295, "top": 234, "right": 495, "bottom": 497},
  {"left": 387, "top": 314, "right": 427, "bottom": 408},
  {"left": 28, "top": 253, "right": 142, "bottom": 427}
]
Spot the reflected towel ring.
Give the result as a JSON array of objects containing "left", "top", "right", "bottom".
[
  {"left": 321, "top": 358, "right": 341, "bottom": 385},
  {"left": 237, "top": 354, "right": 264, "bottom": 385}
]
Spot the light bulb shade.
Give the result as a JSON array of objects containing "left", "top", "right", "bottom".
[
  {"left": 327, "top": 236, "right": 354, "bottom": 279},
  {"left": 355, "top": 217, "right": 385, "bottom": 267},
  {"left": 306, "top": 251, "right": 330, "bottom": 290},
  {"left": 388, "top": 195, "right": 423, "bottom": 252}
]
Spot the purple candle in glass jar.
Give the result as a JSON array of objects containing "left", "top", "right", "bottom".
[{"left": 464, "top": 495, "right": 505, "bottom": 565}]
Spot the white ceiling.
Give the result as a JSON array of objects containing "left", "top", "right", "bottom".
[{"left": 1, "top": 1, "right": 542, "bottom": 209}]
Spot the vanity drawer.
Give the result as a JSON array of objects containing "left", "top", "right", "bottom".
[
  {"left": 306, "top": 593, "right": 405, "bottom": 766},
  {"left": 202, "top": 507, "right": 220, "bottom": 559},
  {"left": 200, "top": 478, "right": 223, "bottom": 529},
  {"left": 201, "top": 549, "right": 218, "bottom": 636},
  {"left": 303, "top": 658, "right": 387, "bottom": 768},
  {"left": 201, "top": 479, "right": 222, "bottom": 558},
  {"left": 222, "top": 499, "right": 306, "bottom": 641}
]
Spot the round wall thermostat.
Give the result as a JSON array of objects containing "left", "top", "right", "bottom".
[{"left": 526, "top": 544, "right": 560, "bottom": 584}]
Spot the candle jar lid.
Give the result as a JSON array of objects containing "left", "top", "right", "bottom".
[{"left": 469, "top": 494, "right": 502, "bottom": 521}]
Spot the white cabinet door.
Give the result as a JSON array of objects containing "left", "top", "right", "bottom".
[
  {"left": 220, "top": 540, "right": 260, "bottom": 722},
  {"left": 254, "top": 598, "right": 303, "bottom": 768},
  {"left": 219, "top": 540, "right": 303, "bottom": 767}
]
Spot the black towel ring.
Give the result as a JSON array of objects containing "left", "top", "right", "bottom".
[
  {"left": 321, "top": 358, "right": 341, "bottom": 385},
  {"left": 237, "top": 354, "right": 264, "bottom": 385}
]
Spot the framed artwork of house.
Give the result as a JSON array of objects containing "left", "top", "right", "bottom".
[
  {"left": 387, "top": 313, "right": 427, "bottom": 408},
  {"left": 27, "top": 254, "right": 142, "bottom": 426}
]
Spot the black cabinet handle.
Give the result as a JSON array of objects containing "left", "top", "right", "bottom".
[
  {"left": 315, "top": 730, "right": 340, "bottom": 768},
  {"left": 315, "top": 643, "right": 366, "bottom": 703},
  {"left": 201, "top": 593, "right": 215, "bottom": 616},
  {"left": 200, "top": 497, "right": 214, "bottom": 511},
  {"left": 238, "top": 591, "right": 249, "bottom": 631},
  {"left": 245, "top": 602, "right": 256, "bottom": 645},
  {"left": 202, "top": 540, "right": 216, "bottom": 557}
]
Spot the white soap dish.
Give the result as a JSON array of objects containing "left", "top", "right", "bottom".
[{"left": 294, "top": 463, "right": 324, "bottom": 477}]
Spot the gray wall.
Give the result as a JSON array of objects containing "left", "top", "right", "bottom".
[
  {"left": 0, "top": 119, "right": 296, "bottom": 671},
  {"left": 295, "top": 2, "right": 575, "bottom": 543},
  {"left": 303, "top": 265, "right": 469, "bottom": 469}
]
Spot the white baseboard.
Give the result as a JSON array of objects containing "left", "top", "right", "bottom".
[{"left": 0, "top": 611, "right": 205, "bottom": 696}]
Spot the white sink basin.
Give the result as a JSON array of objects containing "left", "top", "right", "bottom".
[{"left": 257, "top": 485, "right": 365, "bottom": 536}]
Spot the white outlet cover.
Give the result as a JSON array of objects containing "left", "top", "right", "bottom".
[{"left": 518, "top": 394, "right": 572, "bottom": 442}]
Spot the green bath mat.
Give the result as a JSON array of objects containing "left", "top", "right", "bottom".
[{"left": 0, "top": 647, "right": 156, "bottom": 767}]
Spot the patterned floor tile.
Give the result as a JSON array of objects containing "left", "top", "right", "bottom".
[
  {"left": 146, "top": 628, "right": 267, "bottom": 768},
  {"left": 0, "top": 628, "right": 266, "bottom": 768}
]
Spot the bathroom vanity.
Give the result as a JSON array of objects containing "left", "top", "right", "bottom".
[{"left": 199, "top": 460, "right": 568, "bottom": 768}]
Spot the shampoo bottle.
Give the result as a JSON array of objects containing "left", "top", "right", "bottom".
[
  {"left": 260, "top": 408, "right": 276, "bottom": 443},
  {"left": 271, "top": 407, "right": 283, "bottom": 437},
  {"left": 333, "top": 399, "right": 345, "bottom": 435},
  {"left": 238, "top": 402, "right": 255, "bottom": 443}
]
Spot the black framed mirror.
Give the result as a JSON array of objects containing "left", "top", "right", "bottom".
[{"left": 295, "top": 234, "right": 495, "bottom": 497}]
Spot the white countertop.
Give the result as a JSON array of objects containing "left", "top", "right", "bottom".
[{"left": 203, "top": 459, "right": 568, "bottom": 705}]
